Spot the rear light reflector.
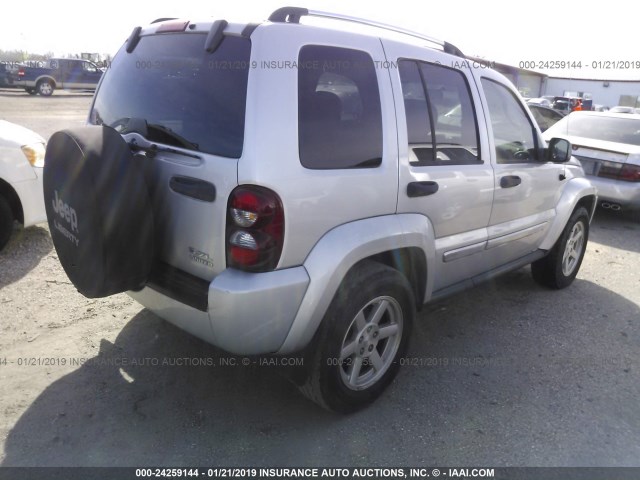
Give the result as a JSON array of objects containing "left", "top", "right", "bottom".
[
  {"left": 226, "top": 186, "right": 284, "bottom": 272},
  {"left": 619, "top": 164, "right": 640, "bottom": 182},
  {"left": 597, "top": 161, "right": 622, "bottom": 179},
  {"left": 230, "top": 246, "right": 260, "bottom": 266}
]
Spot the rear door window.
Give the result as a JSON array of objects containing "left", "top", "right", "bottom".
[
  {"left": 399, "top": 59, "right": 481, "bottom": 166},
  {"left": 90, "top": 34, "right": 251, "bottom": 159},
  {"left": 298, "top": 45, "right": 383, "bottom": 169}
]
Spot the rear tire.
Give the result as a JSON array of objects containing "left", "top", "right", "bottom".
[
  {"left": 299, "top": 261, "right": 414, "bottom": 413},
  {"left": 0, "top": 195, "right": 14, "bottom": 252},
  {"left": 532, "top": 207, "right": 589, "bottom": 289},
  {"left": 37, "top": 80, "right": 54, "bottom": 96}
]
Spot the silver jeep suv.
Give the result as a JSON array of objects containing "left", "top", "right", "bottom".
[{"left": 43, "top": 7, "right": 597, "bottom": 412}]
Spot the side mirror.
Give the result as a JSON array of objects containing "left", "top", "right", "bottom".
[{"left": 546, "top": 137, "right": 571, "bottom": 163}]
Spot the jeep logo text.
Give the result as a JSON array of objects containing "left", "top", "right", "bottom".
[{"left": 52, "top": 190, "right": 78, "bottom": 233}]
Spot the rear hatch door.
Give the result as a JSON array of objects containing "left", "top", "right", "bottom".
[{"left": 89, "top": 25, "right": 251, "bottom": 283}]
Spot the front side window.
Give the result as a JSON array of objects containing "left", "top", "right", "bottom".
[
  {"left": 298, "top": 45, "right": 383, "bottom": 169},
  {"left": 82, "top": 61, "right": 98, "bottom": 73},
  {"left": 399, "top": 60, "right": 480, "bottom": 166},
  {"left": 481, "top": 78, "right": 539, "bottom": 163}
]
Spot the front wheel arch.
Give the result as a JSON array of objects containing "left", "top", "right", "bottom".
[
  {"left": 0, "top": 194, "right": 15, "bottom": 251},
  {"left": 532, "top": 206, "right": 590, "bottom": 289},
  {"left": 0, "top": 179, "right": 23, "bottom": 224}
]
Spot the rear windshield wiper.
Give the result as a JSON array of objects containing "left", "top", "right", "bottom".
[
  {"left": 109, "top": 117, "right": 200, "bottom": 151},
  {"left": 130, "top": 142, "right": 202, "bottom": 160},
  {"left": 147, "top": 123, "right": 200, "bottom": 151}
]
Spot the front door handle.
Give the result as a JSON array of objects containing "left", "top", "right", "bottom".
[
  {"left": 500, "top": 175, "right": 522, "bottom": 188},
  {"left": 407, "top": 181, "right": 439, "bottom": 198}
]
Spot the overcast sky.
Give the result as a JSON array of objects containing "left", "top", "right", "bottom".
[{"left": 2, "top": 0, "right": 638, "bottom": 81}]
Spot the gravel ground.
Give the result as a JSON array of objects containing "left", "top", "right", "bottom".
[{"left": 0, "top": 87, "right": 639, "bottom": 468}]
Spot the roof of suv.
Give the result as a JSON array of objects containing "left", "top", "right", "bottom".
[
  {"left": 266, "top": 7, "right": 465, "bottom": 57},
  {"left": 138, "top": 7, "right": 465, "bottom": 58}
]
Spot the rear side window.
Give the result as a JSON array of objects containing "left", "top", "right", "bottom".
[
  {"left": 298, "top": 45, "right": 383, "bottom": 169},
  {"left": 399, "top": 60, "right": 480, "bottom": 166},
  {"left": 90, "top": 34, "right": 250, "bottom": 159}
]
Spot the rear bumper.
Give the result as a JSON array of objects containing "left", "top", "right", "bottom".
[
  {"left": 588, "top": 176, "right": 640, "bottom": 209},
  {"left": 129, "top": 266, "right": 310, "bottom": 355}
]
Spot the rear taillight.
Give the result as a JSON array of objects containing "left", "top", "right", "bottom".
[
  {"left": 226, "top": 186, "right": 284, "bottom": 272},
  {"left": 18, "top": 68, "right": 24, "bottom": 77},
  {"left": 618, "top": 164, "right": 640, "bottom": 182}
]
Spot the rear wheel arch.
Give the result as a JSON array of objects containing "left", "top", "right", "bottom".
[
  {"left": 36, "top": 76, "right": 56, "bottom": 88},
  {"left": 368, "top": 247, "right": 427, "bottom": 309},
  {"left": 36, "top": 77, "right": 56, "bottom": 96},
  {"left": 278, "top": 214, "right": 435, "bottom": 355},
  {"left": 298, "top": 260, "right": 415, "bottom": 412}
]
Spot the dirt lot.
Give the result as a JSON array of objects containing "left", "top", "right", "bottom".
[{"left": 0, "top": 87, "right": 639, "bottom": 468}]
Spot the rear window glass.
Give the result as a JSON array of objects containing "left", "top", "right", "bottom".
[
  {"left": 298, "top": 45, "right": 383, "bottom": 169},
  {"left": 90, "top": 34, "right": 250, "bottom": 158},
  {"left": 399, "top": 60, "right": 481, "bottom": 166},
  {"left": 547, "top": 115, "right": 640, "bottom": 146}
]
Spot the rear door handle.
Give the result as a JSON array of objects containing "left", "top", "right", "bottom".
[
  {"left": 500, "top": 175, "right": 521, "bottom": 188},
  {"left": 407, "top": 181, "right": 439, "bottom": 197}
]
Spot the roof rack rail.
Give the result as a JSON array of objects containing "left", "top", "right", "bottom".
[{"left": 268, "top": 7, "right": 465, "bottom": 58}]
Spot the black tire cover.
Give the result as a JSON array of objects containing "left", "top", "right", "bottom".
[{"left": 43, "top": 126, "right": 154, "bottom": 298}]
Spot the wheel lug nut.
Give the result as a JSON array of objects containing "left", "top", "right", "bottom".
[
  {"left": 360, "top": 348, "right": 365, "bottom": 355},
  {"left": 359, "top": 336, "right": 364, "bottom": 343},
  {"left": 368, "top": 345, "right": 374, "bottom": 352},
  {"left": 367, "top": 326, "right": 372, "bottom": 332},
  {"left": 373, "top": 332, "right": 378, "bottom": 338}
]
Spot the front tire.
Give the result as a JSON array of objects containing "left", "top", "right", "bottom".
[
  {"left": 0, "top": 195, "right": 14, "bottom": 252},
  {"left": 299, "top": 261, "right": 415, "bottom": 413},
  {"left": 532, "top": 206, "right": 589, "bottom": 289}
]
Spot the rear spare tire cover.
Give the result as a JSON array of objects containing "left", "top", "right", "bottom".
[{"left": 43, "top": 126, "right": 154, "bottom": 298}]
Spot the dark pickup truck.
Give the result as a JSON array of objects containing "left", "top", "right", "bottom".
[
  {"left": 16, "top": 58, "right": 103, "bottom": 96},
  {"left": 0, "top": 62, "right": 19, "bottom": 88}
]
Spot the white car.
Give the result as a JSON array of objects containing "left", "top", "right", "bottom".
[
  {"left": 0, "top": 120, "right": 47, "bottom": 251},
  {"left": 527, "top": 97, "right": 552, "bottom": 107},
  {"left": 544, "top": 111, "right": 640, "bottom": 212},
  {"left": 609, "top": 106, "right": 640, "bottom": 114}
]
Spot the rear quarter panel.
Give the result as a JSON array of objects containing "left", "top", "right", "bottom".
[{"left": 238, "top": 24, "right": 400, "bottom": 269}]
